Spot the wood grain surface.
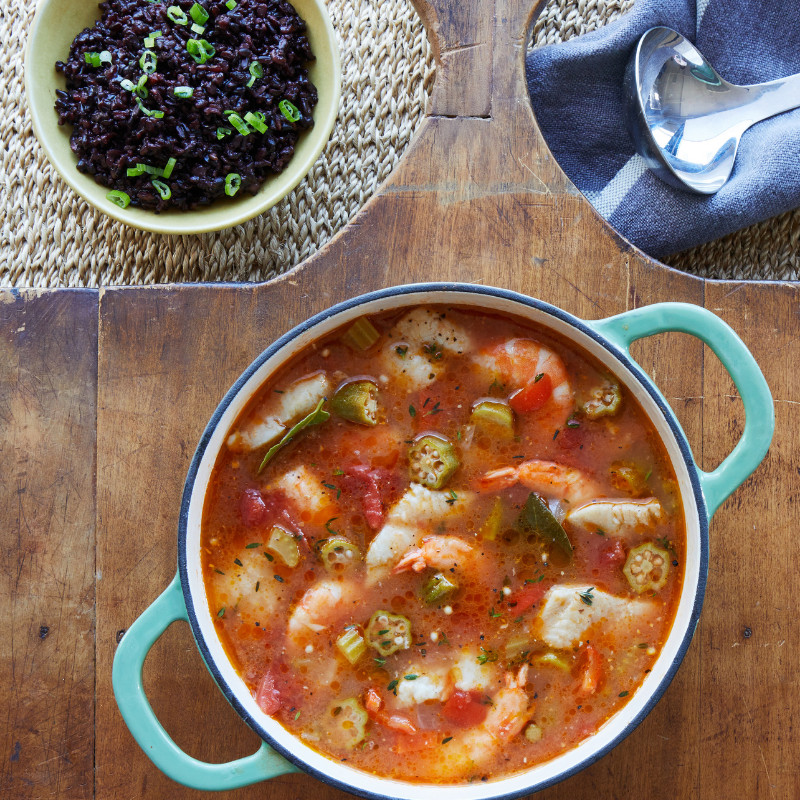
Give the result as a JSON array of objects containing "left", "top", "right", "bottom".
[{"left": 2, "top": 0, "right": 797, "bottom": 798}]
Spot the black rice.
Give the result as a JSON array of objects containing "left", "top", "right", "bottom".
[{"left": 55, "top": 0, "right": 317, "bottom": 211}]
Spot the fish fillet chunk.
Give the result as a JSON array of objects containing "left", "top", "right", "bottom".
[{"left": 566, "top": 498, "right": 665, "bottom": 537}]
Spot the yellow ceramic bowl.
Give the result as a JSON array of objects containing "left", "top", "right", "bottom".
[{"left": 25, "top": 0, "right": 341, "bottom": 235}]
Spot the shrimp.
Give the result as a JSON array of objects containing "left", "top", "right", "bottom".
[
  {"left": 479, "top": 459, "right": 602, "bottom": 506},
  {"left": 417, "top": 666, "right": 532, "bottom": 778},
  {"left": 393, "top": 535, "right": 474, "bottom": 574},
  {"left": 364, "top": 687, "right": 418, "bottom": 735},
  {"left": 476, "top": 339, "right": 573, "bottom": 427},
  {"left": 286, "top": 579, "right": 360, "bottom": 649}
]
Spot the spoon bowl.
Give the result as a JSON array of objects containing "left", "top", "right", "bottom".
[{"left": 624, "top": 27, "right": 800, "bottom": 194}]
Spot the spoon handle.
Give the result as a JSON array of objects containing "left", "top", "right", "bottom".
[{"left": 745, "top": 73, "right": 800, "bottom": 125}]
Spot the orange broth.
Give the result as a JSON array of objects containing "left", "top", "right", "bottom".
[{"left": 201, "top": 305, "right": 685, "bottom": 784}]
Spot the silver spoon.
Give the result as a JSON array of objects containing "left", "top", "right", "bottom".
[{"left": 623, "top": 27, "right": 800, "bottom": 194}]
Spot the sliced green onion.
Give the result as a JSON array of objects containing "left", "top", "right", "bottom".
[
  {"left": 151, "top": 110, "right": 165, "bottom": 118},
  {"left": 144, "top": 37, "right": 155, "bottom": 48},
  {"left": 216, "top": 126, "right": 232, "bottom": 139},
  {"left": 278, "top": 99, "right": 301, "bottom": 122},
  {"left": 225, "top": 0, "right": 236, "bottom": 9},
  {"left": 224, "top": 172, "right": 241, "bottom": 197},
  {"left": 190, "top": 23, "right": 205, "bottom": 34},
  {"left": 189, "top": 2, "right": 209, "bottom": 24},
  {"left": 135, "top": 97, "right": 164, "bottom": 118},
  {"left": 142, "top": 164, "right": 164, "bottom": 175},
  {"left": 134, "top": 74, "right": 149, "bottom": 98},
  {"left": 106, "top": 190, "right": 131, "bottom": 208},
  {"left": 120, "top": 79, "right": 135, "bottom": 91},
  {"left": 149, "top": 30, "right": 163, "bottom": 39},
  {"left": 186, "top": 38, "right": 214, "bottom": 64},
  {"left": 140, "top": 50, "right": 157, "bottom": 74},
  {"left": 126, "top": 165, "right": 144, "bottom": 177},
  {"left": 243, "top": 111, "right": 267, "bottom": 133},
  {"left": 247, "top": 61, "right": 263, "bottom": 88},
  {"left": 162, "top": 157, "right": 177, "bottom": 178},
  {"left": 99, "top": 50, "right": 112, "bottom": 64},
  {"left": 84, "top": 52, "right": 101, "bottom": 67},
  {"left": 167, "top": 6, "right": 188, "bottom": 24},
  {"left": 173, "top": 86, "right": 194, "bottom": 98},
  {"left": 151, "top": 179, "right": 171, "bottom": 200},
  {"left": 224, "top": 111, "right": 249, "bottom": 135}
]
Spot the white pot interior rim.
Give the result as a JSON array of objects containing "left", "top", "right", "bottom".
[{"left": 178, "top": 283, "right": 709, "bottom": 800}]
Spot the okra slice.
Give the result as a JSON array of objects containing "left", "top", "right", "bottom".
[
  {"left": 317, "top": 537, "right": 361, "bottom": 573},
  {"left": 422, "top": 572, "right": 458, "bottom": 605},
  {"left": 365, "top": 610, "right": 412, "bottom": 656},
  {"left": 610, "top": 461, "right": 650, "bottom": 497},
  {"left": 470, "top": 399, "right": 514, "bottom": 435},
  {"left": 324, "top": 698, "right": 368, "bottom": 749},
  {"left": 342, "top": 317, "right": 380, "bottom": 351},
  {"left": 623, "top": 542, "right": 670, "bottom": 594},
  {"left": 266, "top": 526, "right": 300, "bottom": 568},
  {"left": 579, "top": 377, "right": 622, "bottom": 419},
  {"left": 336, "top": 627, "right": 367, "bottom": 665},
  {"left": 330, "top": 380, "right": 378, "bottom": 426},
  {"left": 408, "top": 434, "right": 459, "bottom": 489}
]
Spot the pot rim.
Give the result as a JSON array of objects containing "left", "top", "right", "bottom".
[{"left": 178, "top": 282, "right": 709, "bottom": 800}]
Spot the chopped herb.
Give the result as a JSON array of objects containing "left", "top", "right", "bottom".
[
  {"left": 380, "top": 641, "right": 391, "bottom": 648},
  {"left": 619, "top": 691, "right": 630, "bottom": 697},
  {"left": 377, "top": 629, "right": 390, "bottom": 635},
  {"left": 374, "top": 657, "right": 386, "bottom": 667},
  {"left": 333, "top": 469, "right": 344, "bottom": 476},
  {"left": 217, "top": 607, "right": 225, "bottom": 618},
  {"left": 637, "top": 643, "right": 649, "bottom": 649},
  {"left": 553, "top": 429, "right": 560, "bottom": 440},
  {"left": 512, "top": 455, "right": 525, "bottom": 459},
  {"left": 255, "top": 581, "right": 260, "bottom": 592},
  {"left": 325, "top": 517, "right": 339, "bottom": 536},
  {"left": 438, "top": 633, "right": 451, "bottom": 646},
  {"left": 245, "top": 542, "right": 261, "bottom": 549},
  {"left": 442, "top": 736, "right": 453, "bottom": 744},
  {"left": 596, "top": 528, "right": 606, "bottom": 537},
  {"left": 445, "top": 490, "right": 458, "bottom": 506},
  {"left": 395, "top": 345, "right": 408, "bottom": 358},
  {"left": 264, "top": 552, "right": 274, "bottom": 562},
  {"left": 481, "top": 695, "right": 494, "bottom": 706},
  {"left": 294, "top": 710, "right": 301, "bottom": 720},
  {"left": 409, "top": 405, "right": 416, "bottom": 417},
  {"left": 513, "top": 615, "right": 524, "bottom": 624},
  {"left": 489, "top": 607, "right": 502, "bottom": 618},
  {"left": 258, "top": 398, "right": 330, "bottom": 472},
  {"left": 404, "top": 674, "right": 418, "bottom": 681},
  {"left": 322, "top": 482, "right": 341, "bottom": 499},
  {"left": 645, "top": 469, "right": 653, "bottom": 480},
  {"left": 214, "top": 568, "right": 225, "bottom": 575},
  {"left": 274, "top": 389, "right": 285, "bottom": 394},
  {"left": 423, "top": 397, "right": 431, "bottom": 408},
  {"left": 578, "top": 587, "right": 595, "bottom": 606},
  {"left": 456, "top": 430, "right": 462, "bottom": 440},
  {"left": 427, "top": 402, "right": 441, "bottom": 415},
  {"left": 477, "top": 647, "right": 498, "bottom": 665},
  {"left": 534, "top": 373, "right": 544, "bottom": 383},
  {"left": 387, "top": 679, "right": 399, "bottom": 695},
  {"left": 274, "top": 575, "right": 284, "bottom": 583},
  {"left": 234, "top": 558, "right": 243, "bottom": 567}
]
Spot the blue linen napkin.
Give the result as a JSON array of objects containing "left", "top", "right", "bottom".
[{"left": 526, "top": 0, "right": 800, "bottom": 259}]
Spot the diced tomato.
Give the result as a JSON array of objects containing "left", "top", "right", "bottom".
[
  {"left": 577, "top": 644, "right": 603, "bottom": 696},
  {"left": 343, "top": 465, "right": 385, "bottom": 530},
  {"left": 364, "top": 686, "right": 417, "bottom": 735},
  {"left": 599, "top": 540, "right": 626, "bottom": 570},
  {"left": 255, "top": 671, "right": 281, "bottom": 715},
  {"left": 240, "top": 488, "right": 267, "bottom": 527},
  {"left": 441, "top": 690, "right": 489, "bottom": 727},
  {"left": 509, "top": 373, "right": 552, "bottom": 414},
  {"left": 557, "top": 425, "right": 585, "bottom": 450},
  {"left": 510, "top": 582, "right": 549, "bottom": 613}
]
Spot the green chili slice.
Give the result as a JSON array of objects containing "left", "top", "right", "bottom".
[
  {"left": 106, "top": 190, "right": 130, "bottom": 209},
  {"left": 408, "top": 435, "right": 459, "bottom": 490},
  {"left": 151, "top": 179, "right": 171, "bottom": 200},
  {"left": 167, "top": 5, "right": 188, "bottom": 24}
]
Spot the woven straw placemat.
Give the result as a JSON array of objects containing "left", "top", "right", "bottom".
[{"left": 1, "top": 0, "right": 796, "bottom": 286}]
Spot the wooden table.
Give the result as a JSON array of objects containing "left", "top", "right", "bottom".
[{"left": 2, "top": 0, "right": 797, "bottom": 798}]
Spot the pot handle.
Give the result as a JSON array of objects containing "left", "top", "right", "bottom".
[
  {"left": 589, "top": 303, "right": 773, "bottom": 519},
  {"left": 112, "top": 574, "right": 299, "bottom": 789}
]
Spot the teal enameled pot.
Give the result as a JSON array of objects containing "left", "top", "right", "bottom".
[{"left": 113, "top": 284, "right": 774, "bottom": 799}]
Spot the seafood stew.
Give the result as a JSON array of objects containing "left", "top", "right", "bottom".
[{"left": 201, "top": 305, "right": 685, "bottom": 784}]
